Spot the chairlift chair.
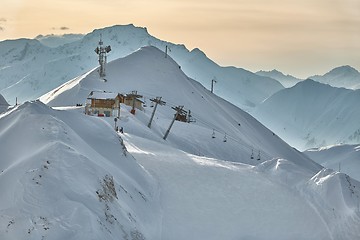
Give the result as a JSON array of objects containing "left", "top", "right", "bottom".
[{"left": 223, "top": 133, "right": 227, "bottom": 142}]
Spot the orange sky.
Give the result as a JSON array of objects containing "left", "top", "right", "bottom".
[{"left": 0, "top": 0, "right": 359, "bottom": 78}]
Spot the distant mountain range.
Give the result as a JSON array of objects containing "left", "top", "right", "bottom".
[
  {"left": 309, "top": 65, "right": 360, "bottom": 89},
  {"left": 256, "top": 65, "right": 360, "bottom": 90},
  {"left": 256, "top": 69, "right": 302, "bottom": 88},
  {"left": 252, "top": 79, "right": 360, "bottom": 150}
]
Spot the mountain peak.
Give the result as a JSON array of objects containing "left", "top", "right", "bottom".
[
  {"left": 328, "top": 65, "right": 359, "bottom": 75},
  {"left": 309, "top": 65, "right": 360, "bottom": 89}
]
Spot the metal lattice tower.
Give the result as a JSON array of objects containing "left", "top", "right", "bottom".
[{"left": 94, "top": 34, "right": 111, "bottom": 78}]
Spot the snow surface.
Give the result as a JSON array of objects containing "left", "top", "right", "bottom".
[
  {"left": 305, "top": 144, "right": 360, "bottom": 182},
  {"left": 0, "top": 24, "right": 282, "bottom": 110},
  {"left": 252, "top": 79, "right": 360, "bottom": 151}
]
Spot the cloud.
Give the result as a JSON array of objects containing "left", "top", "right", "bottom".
[
  {"left": 0, "top": 18, "right": 6, "bottom": 22},
  {"left": 0, "top": 26, "right": 4, "bottom": 31},
  {"left": 52, "top": 26, "right": 70, "bottom": 31}
]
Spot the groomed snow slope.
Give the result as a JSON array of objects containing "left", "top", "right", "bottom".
[
  {"left": 253, "top": 79, "right": 360, "bottom": 151},
  {"left": 124, "top": 134, "right": 330, "bottom": 240},
  {"left": 41, "top": 46, "right": 320, "bottom": 171},
  {"left": 115, "top": 105, "right": 360, "bottom": 239},
  {"left": 0, "top": 101, "right": 161, "bottom": 240}
]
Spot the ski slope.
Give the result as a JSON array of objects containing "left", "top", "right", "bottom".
[
  {"left": 124, "top": 134, "right": 331, "bottom": 240},
  {"left": 41, "top": 46, "right": 320, "bottom": 170}
]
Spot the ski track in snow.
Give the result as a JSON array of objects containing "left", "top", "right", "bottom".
[{"left": 123, "top": 134, "right": 333, "bottom": 240}]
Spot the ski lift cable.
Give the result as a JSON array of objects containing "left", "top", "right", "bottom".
[
  {"left": 190, "top": 114, "right": 271, "bottom": 159},
  {"left": 135, "top": 91, "right": 271, "bottom": 159}
]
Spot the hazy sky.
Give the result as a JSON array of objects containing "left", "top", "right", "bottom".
[{"left": 0, "top": 0, "right": 359, "bottom": 78}]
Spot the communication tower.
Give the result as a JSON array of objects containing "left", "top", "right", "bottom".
[{"left": 94, "top": 34, "right": 111, "bottom": 78}]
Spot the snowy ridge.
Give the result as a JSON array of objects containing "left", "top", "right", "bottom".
[{"left": 0, "top": 101, "right": 161, "bottom": 240}]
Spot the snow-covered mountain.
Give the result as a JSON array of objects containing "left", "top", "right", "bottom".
[
  {"left": 309, "top": 65, "right": 360, "bottom": 89},
  {"left": 256, "top": 69, "right": 302, "bottom": 88},
  {"left": 2, "top": 46, "right": 360, "bottom": 239},
  {"left": 41, "top": 46, "right": 318, "bottom": 169},
  {"left": 0, "top": 24, "right": 283, "bottom": 110},
  {"left": 252, "top": 79, "right": 360, "bottom": 151},
  {"left": 305, "top": 144, "right": 360, "bottom": 182}
]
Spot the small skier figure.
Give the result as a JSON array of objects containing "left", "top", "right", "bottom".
[{"left": 119, "top": 127, "right": 124, "bottom": 134}]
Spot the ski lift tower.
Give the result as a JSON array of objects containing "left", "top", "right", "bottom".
[{"left": 94, "top": 34, "right": 111, "bottom": 78}]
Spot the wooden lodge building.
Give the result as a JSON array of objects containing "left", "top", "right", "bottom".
[{"left": 85, "top": 91, "right": 144, "bottom": 117}]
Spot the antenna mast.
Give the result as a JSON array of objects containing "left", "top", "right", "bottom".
[{"left": 94, "top": 34, "right": 111, "bottom": 78}]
